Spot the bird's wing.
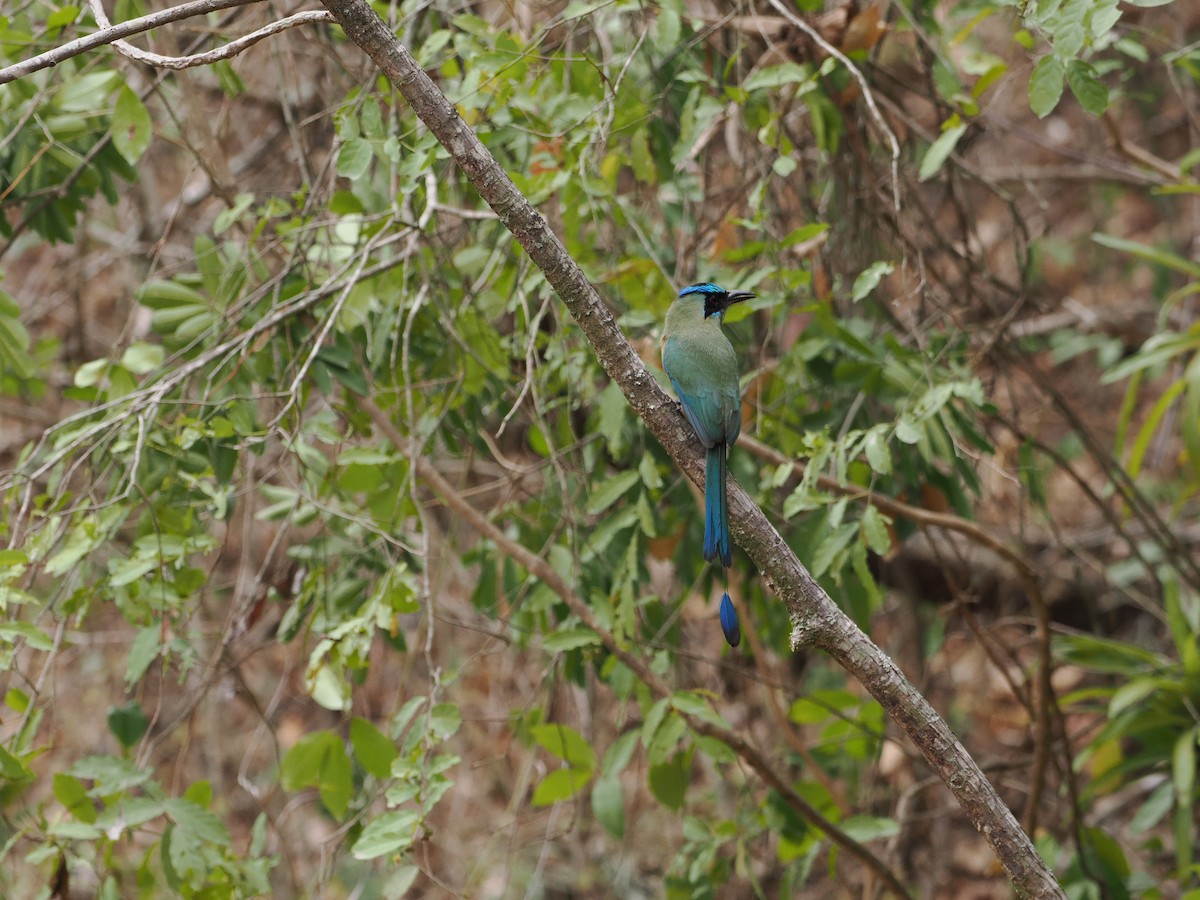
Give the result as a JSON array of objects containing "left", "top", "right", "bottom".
[
  {"left": 724, "top": 387, "right": 742, "bottom": 446},
  {"left": 667, "top": 373, "right": 725, "bottom": 448}
]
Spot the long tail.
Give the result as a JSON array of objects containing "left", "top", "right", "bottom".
[{"left": 703, "top": 444, "right": 731, "bottom": 566}]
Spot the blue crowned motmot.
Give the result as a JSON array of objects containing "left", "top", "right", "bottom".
[{"left": 661, "top": 282, "right": 754, "bottom": 568}]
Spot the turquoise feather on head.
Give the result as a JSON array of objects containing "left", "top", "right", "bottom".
[
  {"left": 678, "top": 282, "right": 725, "bottom": 295},
  {"left": 676, "top": 283, "right": 755, "bottom": 320}
]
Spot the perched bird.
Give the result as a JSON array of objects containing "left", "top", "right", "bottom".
[{"left": 661, "top": 282, "right": 753, "bottom": 567}]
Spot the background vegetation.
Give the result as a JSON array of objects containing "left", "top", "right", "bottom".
[{"left": 2, "top": 0, "right": 1199, "bottom": 896}]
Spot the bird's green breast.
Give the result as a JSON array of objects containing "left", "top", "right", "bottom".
[{"left": 662, "top": 302, "right": 739, "bottom": 390}]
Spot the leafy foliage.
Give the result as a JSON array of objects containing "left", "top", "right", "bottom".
[{"left": 1, "top": 0, "right": 1199, "bottom": 895}]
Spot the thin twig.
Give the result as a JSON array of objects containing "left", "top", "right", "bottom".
[
  {"left": 0, "top": 0, "right": 256, "bottom": 84},
  {"left": 88, "top": 0, "right": 333, "bottom": 71},
  {"left": 764, "top": 0, "right": 901, "bottom": 214}
]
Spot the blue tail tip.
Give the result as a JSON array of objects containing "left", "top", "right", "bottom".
[
  {"left": 719, "top": 592, "right": 741, "bottom": 648},
  {"left": 703, "top": 535, "right": 732, "bottom": 568}
]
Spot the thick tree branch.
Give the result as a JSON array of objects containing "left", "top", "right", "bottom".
[{"left": 316, "top": 0, "right": 1065, "bottom": 895}]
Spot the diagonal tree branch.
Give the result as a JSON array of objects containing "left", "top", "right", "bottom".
[{"left": 315, "top": 0, "right": 1065, "bottom": 895}]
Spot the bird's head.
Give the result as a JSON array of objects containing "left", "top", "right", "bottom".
[{"left": 678, "top": 283, "right": 755, "bottom": 320}]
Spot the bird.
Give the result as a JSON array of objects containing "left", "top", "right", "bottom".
[{"left": 661, "top": 282, "right": 754, "bottom": 568}]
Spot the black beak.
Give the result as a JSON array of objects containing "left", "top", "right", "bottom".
[{"left": 704, "top": 289, "right": 756, "bottom": 319}]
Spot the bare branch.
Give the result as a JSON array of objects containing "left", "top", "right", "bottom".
[
  {"left": 0, "top": 0, "right": 252, "bottom": 84},
  {"left": 88, "top": 0, "right": 333, "bottom": 71}
]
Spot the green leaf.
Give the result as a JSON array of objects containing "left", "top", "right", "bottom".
[
  {"left": 651, "top": 6, "right": 680, "bottom": 52},
  {"left": 280, "top": 731, "right": 353, "bottom": 818},
  {"left": 57, "top": 70, "right": 120, "bottom": 112},
  {"left": 810, "top": 523, "right": 858, "bottom": 578},
  {"left": 1184, "top": 356, "right": 1200, "bottom": 481},
  {"left": 184, "top": 781, "right": 212, "bottom": 808},
  {"left": 0, "top": 744, "right": 32, "bottom": 781},
  {"left": 0, "top": 293, "right": 34, "bottom": 379},
  {"left": 47, "top": 5, "right": 81, "bottom": 28},
  {"left": 350, "top": 717, "right": 398, "bottom": 780},
  {"left": 668, "top": 690, "right": 714, "bottom": 718},
  {"left": 592, "top": 775, "right": 625, "bottom": 837},
  {"left": 630, "top": 129, "right": 656, "bottom": 184},
  {"left": 772, "top": 155, "right": 798, "bottom": 177},
  {"left": 863, "top": 430, "right": 892, "bottom": 475},
  {"left": 597, "top": 381, "right": 633, "bottom": 453},
  {"left": 648, "top": 752, "right": 689, "bottom": 810},
  {"left": 107, "top": 797, "right": 161, "bottom": 831},
  {"left": 532, "top": 767, "right": 591, "bottom": 806},
  {"left": 428, "top": 703, "right": 462, "bottom": 740},
  {"left": 112, "top": 86, "right": 152, "bottom": 164},
  {"left": 839, "top": 815, "right": 901, "bottom": 841},
  {"left": 214, "top": 192, "right": 255, "bottom": 235},
  {"left": 1172, "top": 727, "right": 1196, "bottom": 801},
  {"left": 638, "top": 453, "right": 663, "bottom": 491},
  {"left": 586, "top": 470, "right": 640, "bottom": 515},
  {"left": 1129, "top": 779, "right": 1174, "bottom": 834},
  {"left": 0, "top": 621, "right": 53, "bottom": 650},
  {"left": 600, "top": 730, "right": 640, "bottom": 779},
  {"left": 352, "top": 809, "right": 420, "bottom": 859},
  {"left": 119, "top": 341, "right": 163, "bottom": 375},
  {"left": 1125, "top": 378, "right": 1185, "bottom": 477},
  {"left": 47, "top": 820, "right": 101, "bottom": 841},
  {"left": 1091, "top": 233, "right": 1200, "bottom": 279},
  {"left": 74, "top": 358, "right": 109, "bottom": 388},
  {"left": 790, "top": 694, "right": 838, "bottom": 725},
  {"left": 530, "top": 723, "right": 596, "bottom": 771},
  {"left": 851, "top": 261, "right": 894, "bottom": 302},
  {"left": 918, "top": 123, "right": 966, "bottom": 182},
  {"left": 136, "top": 279, "right": 207, "bottom": 309},
  {"left": 1107, "top": 677, "right": 1161, "bottom": 717},
  {"left": 69, "top": 756, "right": 151, "bottom": 796},
  {"left": 1065, "top": 60, "right": 1108, "bottom": 116},
  {"left": 541, "top": 628, "right": 601, "bottom": 651},
  {"left": 861, "top": 505, "right": 892, "bottom": 556},
  {"left": 54, "top": 773, "right": 96, "bottom": 823},
  {"left": 645, "top": 713, "right": 686, "bottom": 766},
  {"left": 163, "top": 797, "right": 230, "bottom": 845},
  {"left": 107, "top": 702, "right": 149, "bottom": 748},
  {"left": 307, "top": 662, "right": 351, "bottom": 711},
  {"left": 744, "top": 62, "right": 815, "bottom": 92},
  {"left": 1103, "top": 332, "right": 1200, "bottom": 384},
  {"left": 337, "top": 139, "right": 374, "bottom": 179},
  {"left": 1054, "top": 633, "right": 1165, "bottom": 673},
  {"left": 1028, "top": 55, "right": 1065, "bottom": 118},
  {"left": 125, "top": 626, "right": 161, "bottom": 685}
]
